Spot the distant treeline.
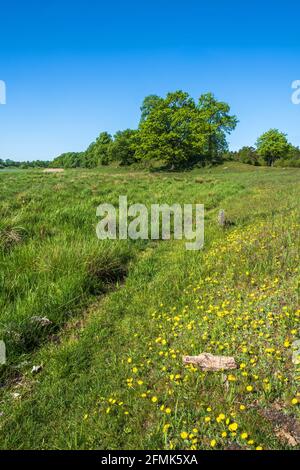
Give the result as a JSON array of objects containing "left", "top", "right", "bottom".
[
  {"left": 0, "top": 158, "right": 50, "bottom": 169},
  {"left": 3, "top": 91, "right": 300, "bottom": 170},
  {"left": 225, "top": 130, "right": 300, "bottom": 167}
]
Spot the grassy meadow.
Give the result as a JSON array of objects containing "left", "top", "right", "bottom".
[{"left": 0, "top": 163, "right": 299, "bottom": 449}]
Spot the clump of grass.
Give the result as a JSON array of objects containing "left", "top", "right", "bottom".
[
  {"left": 86, "top": 249, "right": 131, "bottom": 294},
  {"left": 0, "top": 224, "right": 25, "bottom": 251}
]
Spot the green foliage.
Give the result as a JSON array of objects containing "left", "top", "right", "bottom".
[
  {"left": 197, "top": 92, "right": 238, "bottom": 160},
  {"left": 273, "top": 143, "right": 300, "bottom": 167},
  {"left": 85, "top": 132, "right": 113, "bottom": 166},
  {"left": 0, "top": 158, "right": 50, "bottom": 169},
  {"left": 49, "top": 90, "right": 237, "bottom": 170},
  {"left": 274, "top": 156, "right": 300, "bottom": 168},
  {"left": 226, "top": 141, "right": 300, "bottom": 168},
  {"left": 108, "top": 129, "right": 139, "bottom": 165},
  {"left": 227, "top": 146, "right": 260, "bottom": 166},
  {"left": 256, "top": 129, "right": 290, "bottom": 166},
  {"left": 139, "top": 94, "right": 163, "bottom": 123},
  {"left": 136, "top": 91, "right": 202, "bottom": 167},
  {"left": 136, "top": 91, "right": 237, "bottom": 168},
  {"left": 52, "top": 133, "right": 113, "bottom": 169},
  {"left": 52, "top": 152, "right": 84, "bottom": 168}
]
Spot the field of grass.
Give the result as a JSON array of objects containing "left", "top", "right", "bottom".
[{"left": 0, "top": 163, "right": 299, "bottom": 449}]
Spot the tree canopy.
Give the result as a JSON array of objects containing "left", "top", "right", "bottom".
[
  {"left": 256, "top": 129, "right": 290, "bottom": 166},
  {"left": 135, "top": 91, "right": 237, "bottom": 168}
]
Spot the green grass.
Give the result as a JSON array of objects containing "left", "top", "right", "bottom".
[{"left": 0, "top": 163, "right": 299, "bottom": 449}]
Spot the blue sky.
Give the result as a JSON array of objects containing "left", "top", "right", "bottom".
[{"left": 0, "top": 0, "right": 299, "bottom": 161}]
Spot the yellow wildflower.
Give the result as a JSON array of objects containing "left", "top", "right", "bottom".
[{"left": 228, "top": 422, "right": 238, "bottom": 432}]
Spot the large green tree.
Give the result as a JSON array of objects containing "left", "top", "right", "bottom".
[
  {"left": 256, "top": 129, "right": 290, "bottom": 166},
  {"left": 136, "top": 90, "right": 237, "bottom": 168},
  {"left": 136, "top": 91, "right": 206, "bottom": 168}
]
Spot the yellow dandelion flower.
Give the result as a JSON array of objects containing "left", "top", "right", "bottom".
[
  {"left": 228, "top": 422, "right": 238, "bottom": 432},
  {"left": 181, "top": 432, "right": 188, "bottom": 440},
  {"left": 210, "top": 439, "right": 216, "bottom": 448}
]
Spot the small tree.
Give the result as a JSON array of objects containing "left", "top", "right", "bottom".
[
  {"left": 85, "top": 132, "right": 113, "bottom": 166},
  {"left": 236, "top": 146, "right": 259, "bottom": 165},
  {"left": 108, "top": 129, "right": 138, "bottom": 165},
  {"left": 256, "top": 129, "right": 290, "bottom": 166},
  {"left": 197, "top": 93, "right": 238, "bottom": 161}
]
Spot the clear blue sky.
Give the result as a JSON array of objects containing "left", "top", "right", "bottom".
[{"left": 0, "top": 0, "right": 299, "bottom": 161}]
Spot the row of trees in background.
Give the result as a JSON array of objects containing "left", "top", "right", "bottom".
[
  {"left": 3, "top": 91, "right": 299, "bottom": 170},
  {"left": 52, "top": 91, "right": 238, "bottom": 169},
  {"left": 0, "top": 158, "right": 50, "bottom": 169},
  {"left": 226, "top": 129, "right": 300, "bottom": 167}
]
